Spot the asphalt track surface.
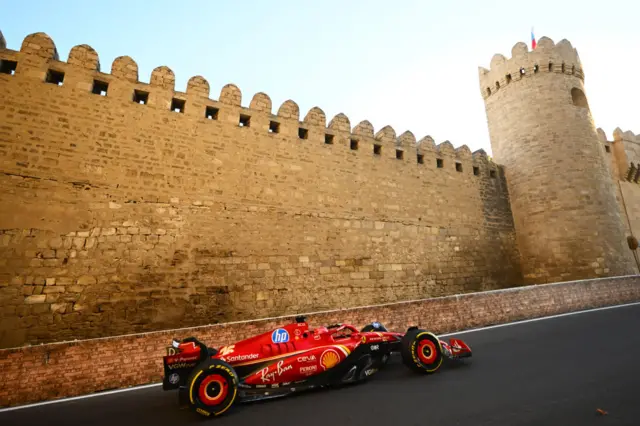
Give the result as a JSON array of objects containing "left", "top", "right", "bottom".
[{"left": 3, "top": 303, "right": 640, "bottom": 426}]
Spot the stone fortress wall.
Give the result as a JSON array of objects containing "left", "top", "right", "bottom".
[
  {"left": 479, "top": 36, "right": 639, "bottom": 284},
  {"left": 599, "top": 128, "right": 640, "bottom": 259},
  {"left": 1, "top": 27, "right": 639, "bottom": 410},
  {"left": 0, "top": 30, "right": 523, "bottom": 349}
]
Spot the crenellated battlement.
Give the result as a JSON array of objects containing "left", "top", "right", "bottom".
[
  {"left": 613, "top": 128, "right": 639, "bottom": 143},
  {"left": 597, "top": 128, "right": 640, "bottom": 144},
  {"left": 478, "top": 36, "right": 584, "bottom": 99},
  {"left": 2, "top": 27, "right": 636, "bottom": 350},
  {"left": 0, "top": 30, "right": 499, "bottom": 179},
  {"left": 596, "top": 128, "right": 639, "bottom": 142},
  {"left": 0, "top": 28, "right": 552, "bottom": 349},
  {"left": 606, "top": 128, "right": 640, "bottom": 182}
]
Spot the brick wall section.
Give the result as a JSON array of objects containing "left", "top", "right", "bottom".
[
  {"left": 0, "top": 32, "right": 522, "bottom": 348},
  {"left": 1, "top": 275, "right": 638, "bottom": 408}
]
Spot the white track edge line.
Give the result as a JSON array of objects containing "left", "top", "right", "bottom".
[
  {"left": 0, "top": 383, "right": 162, "bottom": 413},
  {"left": 1, "top": 300, "right": 639, "bottom": 413},
  {"left": 438, "top": 301, "right": 640, "bottom": 337}
]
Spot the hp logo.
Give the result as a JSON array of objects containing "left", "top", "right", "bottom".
[{"left": 271, "top": 328, "right": 290, "bottom": 343}]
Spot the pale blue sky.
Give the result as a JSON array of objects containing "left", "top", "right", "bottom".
[{"left": 1, "top": 0, "right": 637, "bottom": 154}]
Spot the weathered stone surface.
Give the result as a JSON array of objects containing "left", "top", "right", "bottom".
[
  {"left": 24, "top": 295, "right": 46, "bottom": 305},
  {"left": 76, "top": 276, "right": 96, "bottom": 286},
  {"left": 479, "top": 38, "right": 638, "bottom": 283},
  {"left": 50, "top": 303, "right": 67, "bottom": 314},
  {"left": 0, "top": 31, "right": 637, "bottom": 350}
]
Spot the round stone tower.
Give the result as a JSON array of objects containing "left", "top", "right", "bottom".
[{"left": 478, "top": 36, "right": 637, "bottom": 284}]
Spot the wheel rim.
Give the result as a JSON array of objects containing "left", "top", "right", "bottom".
[
  {"left": 417, "top": 339, "right": 437, "bottom": 364},
  {"left": 198, "top": 374, "right": 229, "bottom": 406}
]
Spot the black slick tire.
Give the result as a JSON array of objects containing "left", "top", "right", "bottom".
[
  {"left": 400, "top": 328, "right": 444, "bottom": 374},
  {"left": 186, "top": 358, "right": 239, "bottom": 418}
]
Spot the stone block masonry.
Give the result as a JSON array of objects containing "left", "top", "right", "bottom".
[
  {"left": 479, "top": 37, "right": 638, "bottom": 283},
  {"left": 0, "top": 31, "right": 522, "bottom": 348},
  {"left": 0, "top": 275, "right": 638, "bottom": 408}
]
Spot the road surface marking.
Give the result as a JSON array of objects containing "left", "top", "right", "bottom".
[{"left": 439, "top": 301, "right": 640, "bottom": 337}]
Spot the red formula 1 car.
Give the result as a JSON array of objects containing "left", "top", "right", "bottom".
[{"left": 162, "top": 316, "right": 472, "bottom": 418}]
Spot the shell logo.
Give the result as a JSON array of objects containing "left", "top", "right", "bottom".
[{"left": 320, "top": 349, "right": 340, "bottom": 370}]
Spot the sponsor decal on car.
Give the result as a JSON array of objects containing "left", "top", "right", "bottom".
[
  {"left": 320, "top": 349, "right": 340, "bottom": 370},
  {"left": 167, "top": 361, "right": 198, "bottom": 370},
  {"left": 370, "top": 344, "right": 379, "bottom": 351},
  {"left": 364, "top": 334, "right": 384, "bottom": 343},
  {"left": 260, "top": 360, "right": 293, "bottom": 383},
  {"left": 300, "top": 365, "right": 318, "bottom": 375},
  {"left": 297, "top": 355, "right": 317, "bottom": 363},
  {"left": 364, "top": 368, "right": 377, "bottom": 376},
  {"left": 224, "top": 353, "right": 260, "bottom": 363},
  {"left": 219, "top": 345, "right": 235, "bottom": 356},
  {"left": 169, "top": 373, "right": 180, "bottom": 384},
  {"left": 166, "top": 353, "right": 200, "bottom": 365},
  {"left": 196, "top": 408, "right": 211, "bottom": 417},
  {"left": 272, "top": 328, "right": 290, "bottom": 343}
]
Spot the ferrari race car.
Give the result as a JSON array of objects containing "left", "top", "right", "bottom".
[{"left": 162, "top": 316, "right": 472, "bottom": 418}]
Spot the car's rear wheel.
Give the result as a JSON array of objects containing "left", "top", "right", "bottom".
[
  {"left": 186, "top": 358, "right": 239, "bottom": 418},
  {"left": 400, "top": 328, "right": 443, "bottom": 374}
]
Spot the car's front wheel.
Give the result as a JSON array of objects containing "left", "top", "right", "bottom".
[{"left": 400, "top": 328, "right": 444, "bottom": 374}]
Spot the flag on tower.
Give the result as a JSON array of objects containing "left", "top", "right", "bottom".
[{"left": 531, "top": 28, "right": 536, "bottom": 49}]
